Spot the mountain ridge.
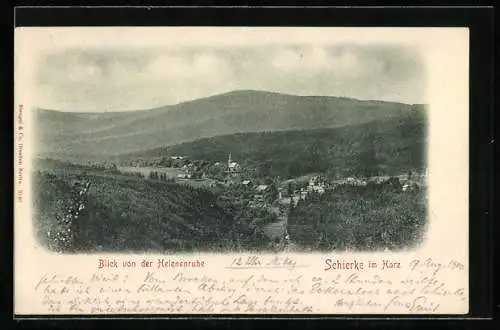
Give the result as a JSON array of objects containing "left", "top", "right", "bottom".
[
  {"left": 34, "top": 89, "right": 426, "bottom": 159},
  {"left": 35, "top": 89, "right": 423, "bottom": 114}
]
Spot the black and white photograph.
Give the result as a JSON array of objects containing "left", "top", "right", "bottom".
[
  {"left": 15, "top": 25, "right": 473, "bottom": 316},
  {"left": 29, "top": 29, "right": 429, "bottom": 254}
]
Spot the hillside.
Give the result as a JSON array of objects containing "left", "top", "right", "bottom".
[
  {"left": 287, "top": 184, "right": 427, "bottom": 251},
  {"left": 34, "top": 90, "right": 425, "bottom": 160},
  {"left": 32, "top": 170, "right": 272, "bottom": 253},
  {"left": 120, "top": 110, "right": 427, "bottom": 179}
]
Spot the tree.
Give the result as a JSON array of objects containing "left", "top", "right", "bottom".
[
  {"left": 264, "top": 183, "right": 279, "bottom": 205},
  {"left": 287, "top": 182, "right": 293, "bottom": 197},
  {"left": 161, "top": 157, "right": 173, "bottom": 167}
]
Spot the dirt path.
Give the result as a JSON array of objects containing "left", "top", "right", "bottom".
[
  {"left": 262, "top": 204, "right": 289, "bottom": 240},
  {"left": 262, "top": 219, "right": 287, "bottom": 240}
]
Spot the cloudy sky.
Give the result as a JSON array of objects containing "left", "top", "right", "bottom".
[{"left": 32, "top": 33, "right": 425, "bottom": 112}]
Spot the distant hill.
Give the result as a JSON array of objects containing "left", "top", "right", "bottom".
[
  {"left": 121, "top": 110, "right": 427, "bottom": 178},
  {"left": 34, "top": 90, "right": 425, "bottom": 160}
]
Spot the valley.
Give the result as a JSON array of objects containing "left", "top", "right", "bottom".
[{"left": 32, "top": 90, "right": 428, "bottom": 253}]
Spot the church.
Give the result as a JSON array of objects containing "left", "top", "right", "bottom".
[
  {"left": 225, "top": 153, "right": 242, "bottom": 184},
  {"left": 227, "top": 153, "right": 241, "bottom": 173}
]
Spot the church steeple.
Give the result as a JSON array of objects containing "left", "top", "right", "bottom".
[{"left": 228, "top": 153, "right": 232, "bottom": 168}]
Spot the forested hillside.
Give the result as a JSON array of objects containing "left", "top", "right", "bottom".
[
  {"left": 123, "top": 110, "right": 426, "bottom": 179},
  {"left": 32, "top": 171, "right": 272, "bottom": 252}
]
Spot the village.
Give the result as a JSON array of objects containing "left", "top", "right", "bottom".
[
  {"left": 36, "top": 152, "right": 427, "bottom": 252},
  {"left": 117, "top": 153, "right": 426, "bottom": 217},
  {"left": 105, "top": 153, "right": 424, "bottom": 248},
  {"left": 52, "top": 152, "right": 426, "bottom": 249}
]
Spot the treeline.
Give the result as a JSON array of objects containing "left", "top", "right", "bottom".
[
  {"left": 35, "top": 157, "right": 121, "bottom": 173},
  {"left": 287, "top": 181, "right": 427, "bottom": 251},
  {"left": 121, "top": 171, "right": 145, "bottom": 178},
  {"left": 147, "top": 171, "right": 176, "bottom": 181}
]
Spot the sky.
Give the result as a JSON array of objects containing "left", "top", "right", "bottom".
[{"left": 29, "top": 28, "right": 426, "bottom": 112}]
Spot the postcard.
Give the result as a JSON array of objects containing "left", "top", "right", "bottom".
[{"left": 14, "top": 27, "right": 469, "bottom": 315}]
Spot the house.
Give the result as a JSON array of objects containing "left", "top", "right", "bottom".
[
  {"left": 229, "top": 161, "right": 240, "bottom": 171},
  {"left": 343, "top": 177, "right": 367, "bottom": 186},
  {"left": 249, "top": 198, "right": 266, "bottom": 208},
  {"left": 293, "top": 188, "right": 308, "bottom": 200},
  {"left": 277, "top": 187, "right": 284, "bottom": 200},
  {"left": 308, "top": 176, "right": 321, "bottom": 186},
  {"left": 310, "top": 185, "right": 325, "bottom": 194},
  {"left": 252, "top": 195, "right": 266, "bottom": 207},
  {"left": 279, "top": 197, "right": 292, "bottom": 205},
  {"left": 368, "top": 176, "right": 387, "bottom": 184},
  {"left": 242, "top": 180, "right": 252, "bottom": 186},
  {"left": 307, "top": 175, "right": 326, "bottom": 194},
  {"left": 300, "top": 190, "right": 308, "bottom": 199},
  {"left": 402, "top": 180, "right": 422, "bottom": 192},
  {"left": 256, "top": 184, "right": 268, "bottom": 192}
]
